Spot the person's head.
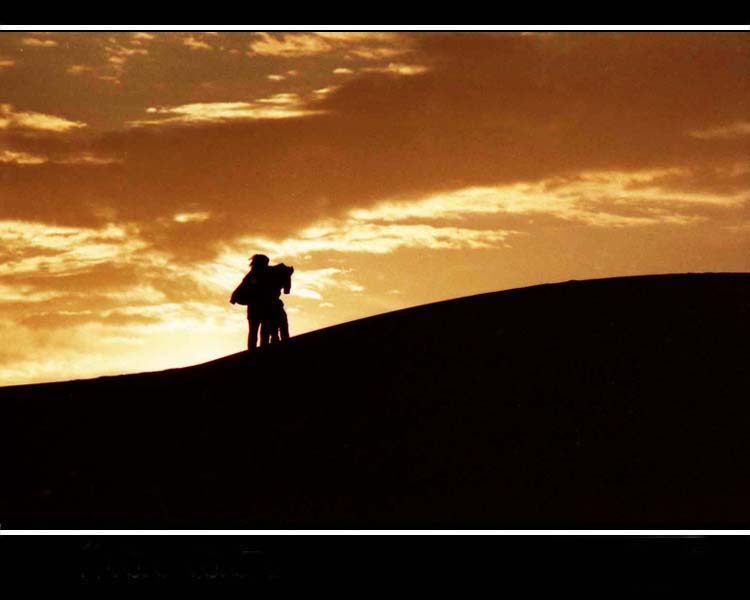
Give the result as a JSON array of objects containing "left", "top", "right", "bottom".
[{"left": 250, "top": 254, "right": 270, "bottom": 269}]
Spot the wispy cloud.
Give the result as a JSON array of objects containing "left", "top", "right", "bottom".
[
  {"left": 220, "top": 167, "right": 741, "bottom": 266},
  {"left": 99, "top": 40, "right": 149, "bottom": 83},
  {"left": 22, "top": 37, "right": 58, "bottom": 48},
  {"left": 282, "top": 267, "right": 364, "bottom": 300},
  {"left": 0, "top": 148, "right": 119, "bottom": 166},
  {"left": 105, "top": 43, "right": 148, "bottom": 66},
  {"left": 247, "top": 32, "right": 409, "bottom": 59},
  {"left": 313, "top": 86, "right": 339, "bottom": 97},
  {"left": 362, "top": 63, "right": 430, "bottom": 76},
  {"left": 0, "top": 221, "right": 147, "bottom": 276},
  {"left": 248, "top": 32, "right": 331, "bottom": 58},
  {"left": 0, "top": 283, "right": 66, "bottom": 304},
  {"left": 0, "top": 149, "right": 47, "bottom": 165},
  {"left": 0, "top": 104, "right": 86, "bottom": 133},
  {"left": 350, "top": 169, "right": 741, "bottom": 227},
  {"left": 689, "top": 121, "right": 750, "bottom": 140},
  {"left": 392, "top": 63, "right": 429, "bottom": 76},
  {"left": 56, "top": 152, "right": 121, "bottom": 165},
  {"left": 61, "top": 34, "right": 154, "bottom": 83},
  {"left": 346, "top": 46, "right": 407, "bottom": 60},
  {"left": 67, "top": 64, "right": 94, "bottom": 75},
  {"left": 173, "top": 211, "right": 211, "bottom": 224},
  {"left": 130, "top": 32, "right": 156, "bottom": 44},
  {"left": 244, "top": 222, "right": 515, "bottom": 258},
  {"left": 129, "top": 95, "right": 324, "bottom": 126},
  {"left": 182, "top": 35, "right": 213, "bottom": 51}
]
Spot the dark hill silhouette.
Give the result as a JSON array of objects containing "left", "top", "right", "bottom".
[{"left": 2, "top": 272, "right": 749, "bottom": 528}]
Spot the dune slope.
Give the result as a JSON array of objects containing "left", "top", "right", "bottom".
[{"left": 2, "top": 273, "right": 749, "bottom": 527}]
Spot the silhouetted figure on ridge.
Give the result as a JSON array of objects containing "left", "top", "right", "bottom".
[
  {"left": 230, "top": 253, "right": 269, "bottom": 350},
  {"left": 262, "top": 262, "right": 294, "bottom": 345},
  {"left": 230, "top": 254, "right": 294, "bottom": 350}
]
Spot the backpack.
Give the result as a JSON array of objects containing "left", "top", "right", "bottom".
[
  {"left": 230, "top": 274, "right": 257, "bottom": 306},
  {"left": 272, "top": 263, "right": 294, "bottom": 294}
]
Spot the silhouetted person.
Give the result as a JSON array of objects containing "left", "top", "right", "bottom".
[
  {"left": 231, "top": 253, "right": 271, "bottom": 350},
  {"left": 230, "top": 254, "right": 294, "bottom": 350},
  {"left": 261, "top": 263, "right": 294, "bottom": 345}
]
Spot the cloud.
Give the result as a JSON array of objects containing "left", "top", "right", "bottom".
[
  {"left": 55, "top": 152, "right": 121, "bottom": 165},
  {"left": 0, "top": 283, "right": 66, "bottom": 304},
  {"left": 350, "top": 168, "right": 742, "bottom": 227},
  {"left": 247, "top": 31, "right": 409, "bottom": 59},
  {"left": 106, "top": 44, "right": 148, "bottom": 66},
  {"left": 67, "top": 64, "right": 93, "bottom": 75},
  {"left": 347, "top": 47, "right": 407, "bottom": 60},
  {"left": 284, "top": 267, "right": 364, "bottom": 300},
  {"left": 258, "top": 93, "right": 303, "bottom": 106},
  {"left": 100, "top": 40, "right": 150, "bottom": 82},
  {"left": 362, "top": 63, "right": 430, "bottom": 76},
  {"left": 183, "top": 35, "right": 213, "bottom": 51},
  {"left": 314, "top": 86, "right": 339, "bottom": 97},
  {"left": 22, "top": 37, "right": 58, "bottom": 48},
  {"left": 3, "top": 32, "right": 747, "bottom": 268},
  {"left": 0, "top": 147, "right": 119, "bottom": 166},
  {"left": 0, "top": 221, "right": 148, "bottom": 276},
  {"left": 173, "top": 211, "right": 211, "bottom": 223},
  {"left": 208, "top": 166, "right": 744, "bottom": 272},
  {"left": 0, "top": 104, "right": 86, "bottom": 132},
  {"left": 0, "top": 149, "right": 47, "bottom": 165},
  {"left": 0, "top": 56, "right": 15, "bottom": 70},
  {"left": 248, "top": 32, "right": 331, "bottom": 58},
  {"left": 690, "top": 121, "right": 750, "bottom": 140},
  {"left": 129, "top": 95, "right": 324, "bottom": 126},
  {"left": 242, "top": 222, "right": 515, "bottom": 258},
  {"left": 131, "top": 32, "right": 156, "bottom": 44},
  {"left": 333, "top": 67, "right": 354, "bottom": 75}
]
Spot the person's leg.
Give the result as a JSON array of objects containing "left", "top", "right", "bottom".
[
  {"left": 248, "top": 318, "right": 259, "bottom": 350},
  {"left": 260, "top": 318, "right": 273, "bottom": 346},
  {"left": 279, "top": 306, "right": 290, "bottom": 341},
  {"left": 263, "top": 302, "right": 281, "bottom": 345},
  {"left": 271, "top": 306, "right": 281, "bottom": 344}
]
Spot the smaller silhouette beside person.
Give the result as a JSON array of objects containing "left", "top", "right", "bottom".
[
  {"left": 230, "top": 254, "right": 294, "bottom": 350},
  {"left": 261, "top": 262, "right": 294, "bottom": 345}
]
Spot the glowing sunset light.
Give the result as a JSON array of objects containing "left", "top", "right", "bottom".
[{"left": 0, "top": 30, "right": 748, "bottom": 385}]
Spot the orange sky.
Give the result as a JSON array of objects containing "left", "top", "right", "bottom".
[{"left": 1, "top": 30, "right": 749, "bottom": 385}]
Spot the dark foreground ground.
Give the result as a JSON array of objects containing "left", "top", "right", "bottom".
[{"left": 2, "top": 273, "right": 749, "bottom": 528}]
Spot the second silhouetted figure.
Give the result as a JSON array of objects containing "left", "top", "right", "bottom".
[{"left": 230, "top": 253, "right": 294, "bottom": 350}]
